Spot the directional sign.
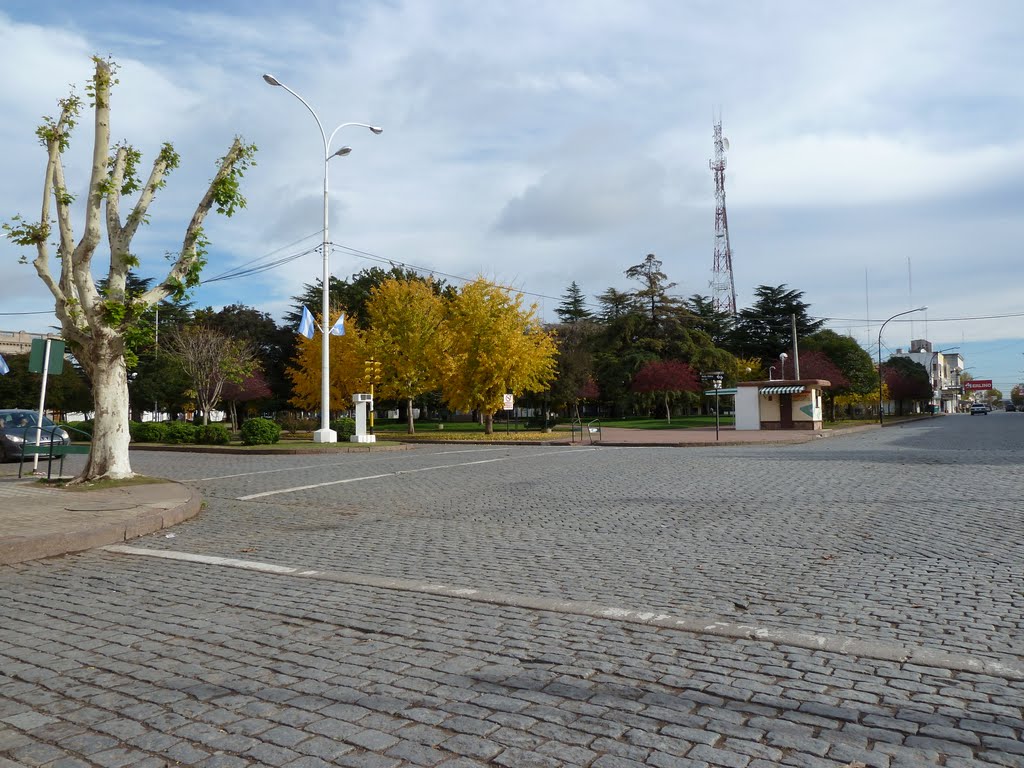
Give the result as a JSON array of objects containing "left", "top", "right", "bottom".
[
  {"left": 963, "top": 380, "right": 992, "bottom": 391},
  {"left": 28, "top": 338, "right": 65, "bottom": 375}
]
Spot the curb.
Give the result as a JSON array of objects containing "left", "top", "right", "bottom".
[
  {"left": 129, "top": 443, "right": 415, "bottom": 455},
  {"left": 0, "top": 483, "right": 202, "bottom": 566}
]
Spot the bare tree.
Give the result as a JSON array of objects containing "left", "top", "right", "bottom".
[
  {"left": 4, "top": 58, "right": 256, "bottom": 480},
  {"left": 165, "top": 326, "right": 257, "bottom": 426}
]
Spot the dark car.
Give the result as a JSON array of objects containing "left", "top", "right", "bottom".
[{"left": 0, "top": 409, "right": 70, "bottom": 461}]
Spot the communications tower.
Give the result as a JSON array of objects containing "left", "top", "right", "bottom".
[{"left": 709, "top": 118, "right": 737, "bottom": 314}]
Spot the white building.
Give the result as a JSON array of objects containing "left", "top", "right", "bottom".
[{"left": 892, "top": 340, "right": 965, "bottom": 414}]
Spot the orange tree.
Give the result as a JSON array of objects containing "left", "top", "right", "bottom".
[
  {"left": 364, "top": 278, "right": 448, "bottom": 434},
  {"left": 286, "top": 312, "right": 365, "bottom": 414},
  {"left": 442, "top": 278, "right": 557, "bottom": 434}
]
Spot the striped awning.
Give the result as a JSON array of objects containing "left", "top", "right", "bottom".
[{"left": 760, "top": 385, "right": 807, "bottom": 395}]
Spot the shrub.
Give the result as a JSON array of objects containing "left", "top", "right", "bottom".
[
  {"left": 195, "top": 423, "right": 231, "bottom": 445},
  {"left": 131, "top": 422, "right": 169, "bottom": 443},
  {"left": 276, "top": 412, "right": 316, "bottom": 435},
  {"left": 165, "top": 421, "right": 198, "bottom": 444},
  {"left": 61, "top": 421, "right": 93, "bottom": 439},
  {"left": 240, "top": 417, "right": 281, "bottom": 445},
  {"left": 330, "top": 417, "right": 356, "bottom": 439}
]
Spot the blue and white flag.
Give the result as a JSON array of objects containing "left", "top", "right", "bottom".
[
  {"left": 0, "top": 354, "right": 8, "bottom": 376},
  {"left": 328, "top": 312, "right": 346, "bottom": 337},
  {"left": 297, "top": 306, "right": 316, "bottom": 339}
]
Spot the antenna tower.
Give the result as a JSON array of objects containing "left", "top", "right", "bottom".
[{"left": 709, "top": 118, "right": 737, "bottom": 314}]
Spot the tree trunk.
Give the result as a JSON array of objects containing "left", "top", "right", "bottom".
[
  {"left": 406, "top": 397, "right": 415, "bottom": 434},
  {"left": 664, "top": 392, "right": 671, "bottom": 424},
  {"left": 80, "top": 338, "right": 133, "bottom": 481},
  {"left": 484, "top": 412, "right": 494, "bottom": 435}
]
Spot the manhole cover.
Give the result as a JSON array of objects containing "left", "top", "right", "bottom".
[{"left": 64, "top": 504, "right": 140, "bottom": 512}]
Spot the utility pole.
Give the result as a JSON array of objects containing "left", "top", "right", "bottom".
[{"left": 791, "top": 314, "right": 800, "bottom": 379}]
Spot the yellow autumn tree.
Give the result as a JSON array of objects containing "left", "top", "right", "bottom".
[
  {"left": 365, "top": 278, "right": 448, "bottom": 434},
  {"left": 443, "top": 278, "right": 557, "bottom": 434},
  {"left": 286, "top": 311, "right": 366, "bottom": 414}
]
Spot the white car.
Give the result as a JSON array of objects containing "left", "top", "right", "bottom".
[{"left": 970, "top": 403, "right": 988, "bottom": 415}]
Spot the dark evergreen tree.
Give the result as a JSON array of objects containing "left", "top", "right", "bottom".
[
  {"left": 625, "top": 253, "right": 678, "bottom": 324},
  {"left": 684, "top": 294, "right": 734, "bottom": 347},
  {"left": 554, "top": 281, "right": 593, "bottom": 324},
  {"left": 727, "top": 284, "right": 824, "bottom": 363}
]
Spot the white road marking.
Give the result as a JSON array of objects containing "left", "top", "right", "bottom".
[
  {"left": 235, "top": 448, "right": 594, "bottom": 500},
  {"left": 103, "top": 545, "right": 318, "bottom": 575},
  {"left": 184, "top": 447, "right": 512, "bottom": 482},
  {"left": 100, "top": 544, "right": 1024, "bottom": 681},
  {"left": 238, "top": 473, "right": 394, "bottom": 500}
]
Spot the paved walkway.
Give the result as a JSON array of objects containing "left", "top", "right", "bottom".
[
  {"left": 0, "top": 424, "right": 874, "bottom": 566},
  {"left": 0, "top": 474, "right": 200, "bottom": 565}
]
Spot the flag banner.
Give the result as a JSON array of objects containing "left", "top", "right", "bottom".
[
  {"left": 329, "top": 313, "right": 346, "bottom": 336},
  {"left": 0, "top": 354, "right": 8, "bottom": 376},
  {"left": 298, "top": 306, "right": 316, "bottom": 339}
]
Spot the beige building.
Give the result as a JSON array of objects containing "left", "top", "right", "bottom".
[
  {"left": 0, "top": 330, "right": 60, "bottom": 358},
  {"left": 735, "top": 379, "right": 831, "bottom": 430}
]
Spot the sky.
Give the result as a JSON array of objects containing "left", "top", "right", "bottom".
[{"left": 1, "top": 1, "right": 1023, "bottom": 394}]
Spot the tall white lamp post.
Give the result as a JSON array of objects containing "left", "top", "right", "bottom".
[{"left": 263, "top": 74, "right": 382, "bottom": 442}]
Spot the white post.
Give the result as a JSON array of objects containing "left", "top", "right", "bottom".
[{"left": 33, "top": 338, "right": 52, "bottom": 472}]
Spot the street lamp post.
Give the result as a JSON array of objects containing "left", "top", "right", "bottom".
[
  {"left": 263, "top": 74, "right": 382, "bottom": 443},
  {"left": 877, "top": 306, "right": 927, "bottom": 425}
]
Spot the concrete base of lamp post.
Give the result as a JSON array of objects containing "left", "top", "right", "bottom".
[
  {"left": 350, "top": 434, "right": 376, "bottom": 444},
  {"left": 312, "top": 428, "right": 338, "bottom": 444}
]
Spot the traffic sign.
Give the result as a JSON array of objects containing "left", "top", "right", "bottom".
[
  {"left": 28, "top": 338, "right": 65, "bottom": 375},
  {"left": 502, "top": 394, "right": 514, "bottom": 411}
]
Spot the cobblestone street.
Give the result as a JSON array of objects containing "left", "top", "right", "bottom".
[{"left": 2, "top": 415, "right": 1022, "bottom": 766}]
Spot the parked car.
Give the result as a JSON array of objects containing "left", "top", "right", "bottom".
[
  {"left": 970, "top": 403, "right": 988, "bottom": 415},
  {"left": 0, "top": 409, "right": 70, "bottom": 460}
]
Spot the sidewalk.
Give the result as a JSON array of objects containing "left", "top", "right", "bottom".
[
  {"left": 0, "top": 425, "right": 876, "bottom": 566},
  {"left": 0, "top": 473, "right": 200, "bottom": 566}
]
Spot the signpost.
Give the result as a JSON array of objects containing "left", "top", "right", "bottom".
[
  {"left": 700, "top": 371, "right": 725, "bottom": 441},
  {"left": 503, "top": 393, "right": 514, "bottom": 434},
  {"left": 28, "top": 338, "right": 65, "bottom": 473}
]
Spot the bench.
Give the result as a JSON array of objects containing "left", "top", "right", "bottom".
[{"left": 18, "top": 443, "right": 91, "bottom": 480}]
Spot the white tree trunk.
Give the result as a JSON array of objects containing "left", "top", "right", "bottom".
[{"left": 81, "top": 337, "right": 133, "bottom": 480}]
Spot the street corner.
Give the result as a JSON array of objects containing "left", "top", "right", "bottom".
[{"left": 0, "top": 476, "right": 201, "bottom": 566}]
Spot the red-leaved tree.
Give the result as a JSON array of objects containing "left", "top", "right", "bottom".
[
  {"left": 631, "top": 360, "right": 700, "bottom": 423},
  {"left": 222, "top": 371, "right": 272, "bottom": 430}
]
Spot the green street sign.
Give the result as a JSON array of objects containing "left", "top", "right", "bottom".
[{"left": 28, "top": 338, "right": 65, "bottom": 375}]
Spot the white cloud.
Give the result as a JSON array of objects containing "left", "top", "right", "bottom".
[{"left": 0, "top": 0, "right": 1022, "bottom": 372}]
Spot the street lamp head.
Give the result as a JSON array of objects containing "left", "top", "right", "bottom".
[
  {"left": 331, "top": 146, "right": 353, "bottom": 158},
  {"left": 369, "top": 126, "right": 384, "bottom": 135},
  {"left": 262, "top": 74, "right": 282, "bottom": 87}
]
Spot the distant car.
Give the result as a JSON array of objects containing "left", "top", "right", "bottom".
[
  {"left": 970, "top": 403, "right": 988, "bottom": 415},
  {"left": 1005, "top": 404, "right": 1016, "bottom": 412},
  {"left": 0, "top": 409, "right": 70, "bottom": 461}
]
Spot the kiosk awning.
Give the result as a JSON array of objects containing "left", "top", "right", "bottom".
[{"left": 760, "top": 385, "right": 807, "bottom": 395}]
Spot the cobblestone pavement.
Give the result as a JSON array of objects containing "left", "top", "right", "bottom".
[{"left": 2, "top": 415, "right": 1022, "bottom": 766}]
